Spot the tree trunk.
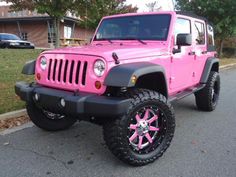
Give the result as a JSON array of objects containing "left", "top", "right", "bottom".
[
  {"left": 53, "top": 17, "right": 60, "bottom": 48},
  {"left": 219, "top": 39, "right": 224, "bottom": 57}
]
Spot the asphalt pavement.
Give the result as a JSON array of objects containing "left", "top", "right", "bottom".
[{"left": 0, "top": 67, "right": 236, "bottom": 177}]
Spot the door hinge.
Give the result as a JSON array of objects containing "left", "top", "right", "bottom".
[{"left": 170, "top": 77, "right": 175, "bottom": 83}]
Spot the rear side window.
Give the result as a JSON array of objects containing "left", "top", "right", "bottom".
[
  {"left": 207, "top": 25, "right": 214, "bottom": 46},
  {"left": 194, "top": 21, "right": 205, "bottom": 45},
  {"left": 207, "top": 24, "right": 215, "bottom": 51},
  {"left": 174, "top": 18, "right": 191, "bottom": 44}
]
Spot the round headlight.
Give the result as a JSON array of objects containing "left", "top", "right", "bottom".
[
  {"left": 40, "top": 57, "right": 47, "bottom": 70},
  {"left": 94, "top": 59, "right": 106, "bottom": 77}
]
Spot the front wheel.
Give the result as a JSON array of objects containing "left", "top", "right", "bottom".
[
  {"left": 27, "top": 104, "right": 77, "bottom": 131},
  {"left": 103, "top": 89, "right": 175, "bottom": 166}
]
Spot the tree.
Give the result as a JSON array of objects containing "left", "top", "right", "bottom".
[
  {"left": 76, "top": 0, "right": 138, "bottom": 29},
  {"left": 6, "top": 0, "right": 80, "bottom": 48},
  {"left": 146, "top": 1, "right": 161, "bottom": 12},
  {"left": 175, "top": 0, "right": 236, "bottom": 56}
]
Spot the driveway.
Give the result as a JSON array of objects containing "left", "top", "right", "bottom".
[{"left": 0, "top": 67, "right": 236, "bottom": 177}]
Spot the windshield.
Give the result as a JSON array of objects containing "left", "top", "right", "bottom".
[
  {"left": 94, "top": 14, "right": 171, "bottom": 41},
  {"left": 0, "top": 34, "right": 21, "bottom": 40}
]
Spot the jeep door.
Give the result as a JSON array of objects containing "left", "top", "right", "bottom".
[
  {"left": 192, "top": 20, "right": 208, "bottom": 83},
  {"left": 170, "top": 17, "right": 194, "bottom": 92}
]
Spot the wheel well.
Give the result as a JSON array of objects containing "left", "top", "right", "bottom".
[
  {"left": 135, "top": 72, "right": 168, "bottom": 97},
  {"left": 211, "top": 62, "right": 219, "bottom": 72}
]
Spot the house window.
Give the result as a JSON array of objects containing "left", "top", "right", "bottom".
[
  {"left": 64, "top": 26, "right": 72, "bottom": 38},
  {"left": 48, "top": 23, "right": 56, "bottom": 44},
  {"left": 194, "top": 21, "right": 205, "bottom": 45},
  {"left": 21, "top": 33, "right": 28, "bottom": 40}
]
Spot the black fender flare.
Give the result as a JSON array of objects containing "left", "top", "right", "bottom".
[
  {"left": 22, "top": 60, "right": 36, "bottom": 75},
  {"left": 200, "top": 57, "right": 219, "bottom": 84},
  {"left": 104, "top": 62, "right": 167, "bottom": 88}
]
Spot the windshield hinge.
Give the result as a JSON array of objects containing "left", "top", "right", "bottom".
[{"left": 112, "top": 52, "right": 120, "bottom": 64}]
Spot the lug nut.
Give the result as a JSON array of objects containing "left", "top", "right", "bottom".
[
  {"left": 60, "top": 98, "right": 66, "bottom": 107},
  {"left": 34, "top": 93, "right": 39, "bottom": 101}
]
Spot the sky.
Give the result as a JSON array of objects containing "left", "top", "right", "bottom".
[
  {"left": 0, "top": 1, "right": 8, "bottom": 6},
  {"left": 125, "top": 0, "right": 175, "bottom": 12},
  {"left": 0, "top": 0, "right": 175, "bottom": 11}
]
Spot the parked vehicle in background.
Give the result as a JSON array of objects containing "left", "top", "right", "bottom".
[
  {"left": 15, "top": 11, "right": 220, "bottom": 166},
  {"left": 0, "top": 33, "right": 35, "bottom": 49}
]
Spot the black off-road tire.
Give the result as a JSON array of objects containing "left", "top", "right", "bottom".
[
  {"left": 103, "top": 89, "right": 175, "bottom": 166},
  {"left": 26, "top": 104, "right": 76, "bottom": 131},
  {"left": 195, "top": 71, "right": 220, "bottom": 111}
]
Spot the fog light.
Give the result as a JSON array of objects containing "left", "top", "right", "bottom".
[
  {"left": 34, "top": 93, "right": 39, "bottom": 101},
  {"left": 36, "top": 73, "right": 41, "bottom": 80},
  {"left": 60, "top": 98, "right": 66, "bottom": 107},
  {"left": 131, "top": 75, "right": 137, "bottom": 84},
  {"left": 95, "top": 81, "right": 102, "bottom": 89}
]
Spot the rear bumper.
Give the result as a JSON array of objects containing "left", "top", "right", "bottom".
[{"left": 15, "top": 82, "right": 130, "bottom": 120}]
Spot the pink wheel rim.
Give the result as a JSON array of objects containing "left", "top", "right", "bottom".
[{"left": 128, "top": 107, "right": 161, "bottom": 151}]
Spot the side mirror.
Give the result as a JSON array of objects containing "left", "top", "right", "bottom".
[
  {"left": 176, "top": 33, "right": 192, "bottom": 46},
  {"left": 173, "top": 34, "right": 192, "bottom": 54}
]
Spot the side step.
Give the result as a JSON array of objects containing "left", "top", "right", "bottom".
[{"left": 169, "top": 84, "right": 205, "bottom": 102}]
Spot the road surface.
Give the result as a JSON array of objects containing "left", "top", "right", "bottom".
[{"left": 0, "top": 67, "right": 236, "bottom": 177}]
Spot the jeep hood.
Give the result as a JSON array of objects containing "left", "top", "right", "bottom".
[{"left": 43, "top": 43, "right": 168, "bottom": 62}]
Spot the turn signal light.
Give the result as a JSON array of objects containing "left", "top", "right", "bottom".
[
  {"left": 36, "top": 73, "right": 41, "bottom": 80},
  {"left": 95, "top": 81, "right": 102, "bottom": 89},
  {"left": 131, "top": 75, "right": 137, "bottom": 84}
]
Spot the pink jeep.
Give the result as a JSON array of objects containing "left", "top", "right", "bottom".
[{"left": 15, "top": 11, "right": 220, "bottom": 166}]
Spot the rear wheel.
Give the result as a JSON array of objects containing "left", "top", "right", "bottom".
[
  {"left": 195, "top": 71, "right": 220, "bottom": 111},
  {"left": 103, "top": 89, "right": 175, "bottom": 166},
  {"left": 26, "top": 104, "right": 76, "bottom": 131}
]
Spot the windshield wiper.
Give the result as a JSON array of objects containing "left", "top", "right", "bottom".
[
  {"left": 120, "top": 38, "right": 147, "bottom": 45},
  {"left": 95, "top": 38, "right": 113, "bottom": 44}
]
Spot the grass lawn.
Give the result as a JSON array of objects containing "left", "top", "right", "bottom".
[
  {"left": 0, "top": 49, "right": 42, "bottom": 114},
  {"left": 0, "top": 49, "right": 235, "bottom": 114},
  {"left": 219, "top": 58, "right": 236, "bottom": 66}
]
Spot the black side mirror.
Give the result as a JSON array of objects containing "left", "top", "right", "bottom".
[
  {"left": 173, "top": 34, "right": 192, "bottom": 54},
  {"left": 176, "top": 33, "right": 192, "bottom": 46}
]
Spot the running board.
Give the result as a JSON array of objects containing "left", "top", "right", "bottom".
[{"left": 169, "top": 84, "right": 205, "bottom": 102}]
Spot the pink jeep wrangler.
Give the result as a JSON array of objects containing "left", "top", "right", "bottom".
[{"left": 15, "top": 11, "right": 220, "bottom": 166}]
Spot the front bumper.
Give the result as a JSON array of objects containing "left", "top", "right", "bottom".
[{"left": 15, "top": 82, "right": 130, "bottom": 120}]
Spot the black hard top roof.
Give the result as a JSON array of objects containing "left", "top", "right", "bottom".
[{"left": 176, "top": 11, "right": 209, "bottom": 22}]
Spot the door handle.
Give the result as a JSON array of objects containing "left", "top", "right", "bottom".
[
  {"left": 202, "top": 51, "right": 208, "bottom": 54},
  {"left": 188, "top": 51, "right": 195, "bottom": 55}
]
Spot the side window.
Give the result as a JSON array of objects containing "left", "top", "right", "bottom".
[
  {"left": 207, "top": 24, "right": 214, "bottom": 46},
  {"left": 174, "top": 18, "right": 191, "bottom": 44},
  {"left": 194, "top": 21, "right": 205, "bottom": 45}
]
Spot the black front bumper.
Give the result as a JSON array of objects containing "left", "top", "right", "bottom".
[{"left": 15, "top": 82, "right": 130, "bottom": 120}]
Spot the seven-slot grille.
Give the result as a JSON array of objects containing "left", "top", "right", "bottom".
[{"left": 47, "top": 59, "right": 88, "bottom": 85}]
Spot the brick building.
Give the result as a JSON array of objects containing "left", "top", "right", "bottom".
[{"left": 0, "top": 6, "right": 94, "bottom": 48}]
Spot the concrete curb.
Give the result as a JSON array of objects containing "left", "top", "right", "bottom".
[
  {"left": 0, "top": 109, "right": 26, "bottom": 121},
  {"left": 220, "top": 63, "right": 236, "bottom": 70}
]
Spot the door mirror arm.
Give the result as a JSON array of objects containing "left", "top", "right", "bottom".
[{"left": 173, "top": 46, "right": 181, "bottom": 54}]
